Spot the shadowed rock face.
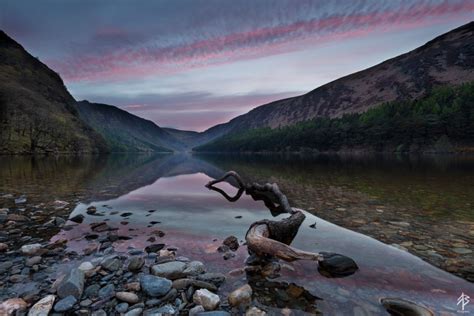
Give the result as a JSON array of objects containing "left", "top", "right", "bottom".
[
  {"left": 200, "top": 22, "right": 474, "bottom": 139},
  {"left": 0, "top": 31, "right": 107, "bottom": 154}
]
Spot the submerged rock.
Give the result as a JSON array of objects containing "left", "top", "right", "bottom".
[
  {"left": 318, "top": 252, "right": 358, "bottom": 277},
  {"left": 145, "top": 243, "right": 165, "bottom": 253},
  {"left": 381, "top": 298, "right": 434, "bottom": 316},
  {"left": 223, "top": 236, "right": 239, "bottom": 251}
]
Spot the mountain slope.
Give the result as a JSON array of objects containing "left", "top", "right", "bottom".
[
  {"left": 76, "top": 101, "right": 185, "bottom": 152},
  {"left": 198, "top": 22, "right": 474, "bottom": 144},
  {"left": 0, "top": 31, "right": 107, "bottom": 154}
]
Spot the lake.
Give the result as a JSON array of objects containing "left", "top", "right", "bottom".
[{"left": 0, "top": 153, "right": 473, "bottom": 315}]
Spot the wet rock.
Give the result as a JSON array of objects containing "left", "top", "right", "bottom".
[
  {"left": 0, "top": 298, "right": 28, "bottom": 315},
  {"left": 128, "top": 256, "right": 145, "bottom": 272},
  {"left": 197, "top": 273, "right": 226, "bottom": 287},
  {"left": 26, "top": 256, "right": 42, "bottom": 267},
  {"left": 318, "top": 252, "right": 358, "bottom": 277},
  {"left": 125, "top": 308, "right": 144, "bottom": 316},
  {"left": 0, "top": 261, "right": 13, "bottom": 274},
  {"left": 183, "top": 260, "right": 205, "bottom": 276},
  {"left": 144, "top": 304, "right": 176, "bottom": 315},
  {"left": 223, "top": 236, "right": 239, "bottom": 251},
  {"left": 84, "top": 284, "right": 100, "bottom": 298},
  {"left": 116, "top": 292, "right": 140, "bottom": 304},
  {"left": 151, "top": 261, "right": 186, "bottom": 279},
  {"left": 8, "top": 214, "right": 29, "bottom": 221},
  {"left": 101, "top": 256, "right": 122, "bottom": 271},
  {"left": 196, "top": 311, "right": 231, "bottom": 316},
  {"left": 190, "top": 305, "right": 205, "bottom": 316},
  {"left": 92, "top": 309, "right": 107, "bottom": 316},
  {"left": 116, "top": 302, "right": 129, "bottom": 313},
  {"left": 228, "top": 284, "right": 252, "bottom": 307},
  {"left": 381, "top": 298, "right": 433, "bottom": 316},
  {"left": 388, "top": 221, "right": 410, "bottom": 227},
  {"left": 15, "top": 196, "right": 27, "bottom": 204},
  {"left": 217, "top": 245, "right": 229, "bottom": 253},
  {"left": 54, "top": 295, "right": 77, "bottom": 312},
  {"left": 453, "top": 248, "right": 472, "bottom": 255},
  {"left": 21, "top": 243, "right": 42, "bottom": 255},
  {"left": 172, "top": 279, "right": 217, "bottom": 292},
  {"left": 0, "top": 243, "right": 8, "bottom": 252},
  {"left": 140, "top": 274, "right": 172, "bottom": 297},
  {"left": 80, "top": 299, "right": 92, "bottom": 307},
  {"left": 223, "top": 252, "right": 235, "bottom": 260},
  {"left": 69, "top": 214, "right": 84, "bottom": 223},
  {"left": 57, "top": 269, "right": 85, "bottom": 299},
  {"left": 193, "top": 289, "right": 220, "bottom": 311},
  {"left": 145, "top": 243, "right": 165, "bottom": 253},
  {"left": 27, "top": 295, "right": 56, "bottom": 316},
  {"left": 98, "top": 284, "right": 115, "bottom": 298},
  {"left": 246, "top": 307, "right": 266, "bottom": 316},
  {"left": 125, "top": 282, "right": 141, "bottom": 292}
]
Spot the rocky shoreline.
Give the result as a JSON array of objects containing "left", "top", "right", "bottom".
[{"left": 0, "top": 195, "right": 267, "bottom": 316}]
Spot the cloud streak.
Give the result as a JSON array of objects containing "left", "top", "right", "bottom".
[{"left": 44, "top": 0, "right": 473, "bottom": 82}]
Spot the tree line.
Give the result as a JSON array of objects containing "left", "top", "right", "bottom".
[{"left": 195, "top": 83, "right": 474, "bottom": 153}]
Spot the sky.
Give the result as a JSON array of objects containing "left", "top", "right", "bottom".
[{"left": 0, "top": 1, "right": 472, "bottom": 131}]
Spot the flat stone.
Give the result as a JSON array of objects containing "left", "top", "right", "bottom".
[
  {"left": 145, "top": 244, "right": 165, "bottom": 253},
  {"left": 54, "top": 295, "right": 77, "bottom": 312},
  {"left": 183, "top": 261, "right": 205, "bottom": 276},
  {"left": 172, "top": 278, "right": 217, "bottom": 292},
  {"left": 57, "top": 269, "right": 85, "bottom": 299},
  {"left": 193, "top": 289, "right": 220, "bottom": 311},
  {"left": 0, "top": 261, "right": 13, "bottom": 274},
  {"left": 388, "top": 221, "right": 411, "bottom": 227},
  {"left": 98, "top": 284, "right": 115, "bottom": 298},
  {"left": 190, "top": 305, "right": 205, "bottom": 316},
  {"left": 144, "top": 304, "right": 176, "bottom": 315},
  {"left": 92, "top": 309, "right": 107, "bottom": 316},
  {"left": 197, "top": 273, "right": 226, "bottom": 287},
  {"left": 151, "top": 261, "right": 187, "bottom": 280},
  {"left": 228, "top": 284, "right": 252, "bottom": 307},
  {"left": 453, "top": 248, "right": 473, "bottom": 255},
  {"left": 116, "top": 302, "right": 129, "bottom": 313},
  {"left": 21, "top": 243, "right": 42, "bottom": 255},
  {"left": 116, "top": 291, "right": 140, "bottom": 304},
  {"left": 27, "top": 295, "right": 56, "bottom": 316},
  {"left": 101, "top": 256, "right": 122, "bottom": 271},
  {"left": 140, "top": 274, "right": 172, "bottom": 297},
  {"left": 196, "top": 312, "right": 231, "bottom": 316},
  {"left": 26, "top": 256, "right": 42, "bottom": 267},
  {"left": 124, "top": 308, "right": 143, "bottom": 316}
]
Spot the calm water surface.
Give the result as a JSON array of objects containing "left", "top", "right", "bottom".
[{"left": 0, "top": 153, "right": 473, "bottom": 315}]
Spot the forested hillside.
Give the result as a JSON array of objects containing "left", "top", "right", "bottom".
[{"left": 195, "top": 83, "right": 474, "bottom": 153}]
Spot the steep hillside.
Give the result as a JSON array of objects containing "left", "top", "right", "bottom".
[
  {"left": 0, "top": 31, "right": 107, "bottom": 154},
  {"left": 76, "top": 101, "right": 184, "bottom": 152},
  {"left": 195, "top": 83, "right": 474, "bottom": 153},
  {"left": 199, "top": 22, "right": 474, "bottom": 143}
]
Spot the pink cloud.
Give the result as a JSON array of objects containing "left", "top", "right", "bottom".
[{"left": 46, "top": 1, "right": 473, "bottom": 82}]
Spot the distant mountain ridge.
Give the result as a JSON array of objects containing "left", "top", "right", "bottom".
[
  {"left": 197, "top": 22, "right": 474, "bottom": 145},
  {"left": 0, "top": 30, "right": 107, "bottom": 154},
  {"left": 76, "top": 101, "right": 186, "bottom": 152}
]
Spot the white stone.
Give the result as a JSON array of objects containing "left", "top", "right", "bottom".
[
  {"left": 193, "top": 289, "right": 220, "bottom": 311},
  {"left": 28, "top": 295, "right": 56, "bottom": 316},
  {"left": 21, "top": 243, "right": 42, "bottom": 255},
  {"left": 78, "top": 261, "right": 94, "bottom": 272}
]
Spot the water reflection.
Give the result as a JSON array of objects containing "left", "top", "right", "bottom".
[{"left": 1, "top": 153, "right": 473, "bottom": 314}]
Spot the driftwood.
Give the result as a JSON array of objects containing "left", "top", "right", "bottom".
[{"left": 206, "top": 171, "right": 322, "bottom": 263}]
